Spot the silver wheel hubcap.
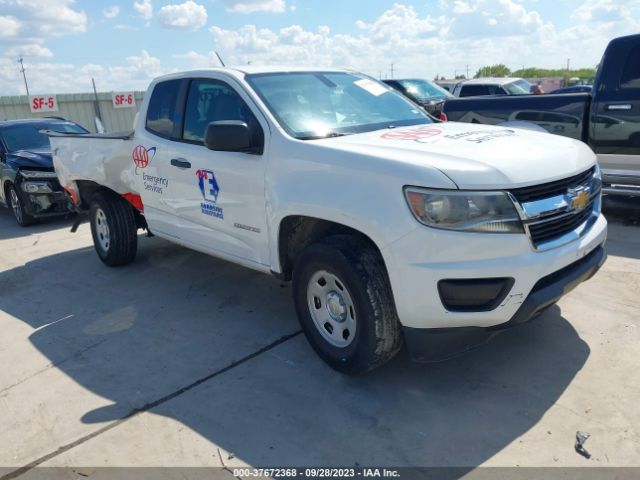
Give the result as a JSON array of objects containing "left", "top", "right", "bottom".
[
  {"left": 95, "top": 208, "right": 110, "bottom": 252},
  {"left": 9, "top": 188, "right": 22, "bottom": 223},
  {"left": 307, "top": 270, "right": 357, "bottom": 348}
]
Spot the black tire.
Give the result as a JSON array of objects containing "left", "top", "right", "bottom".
[
  {"left": 7, "top": 183, "right": 36, "bottom": 227},
  {"left": 89, "top": 191, "right": 138, "bottom": 266},
  {"left": 292, "top": 234, "right": 403, "bottom": 374}
]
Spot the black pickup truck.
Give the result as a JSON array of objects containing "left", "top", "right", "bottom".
[{"left": 443, "top": 34, "right": 640, "bottom": 196}]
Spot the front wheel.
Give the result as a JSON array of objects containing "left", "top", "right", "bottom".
[
  {"left": 7, "top": 183, "right": 36, "bottom": 227},
  {"left": 292, "top": 235, "right": 403, "bottom": 374},
  {"left": 89, "top": 191, "right": 138, "bottom": 266}
]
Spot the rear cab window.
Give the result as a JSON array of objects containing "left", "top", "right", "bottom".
[
  {"left": 460, "top": 85, "right": 491, "bottom": 97},
  {"left": 146, "top": 79, "right": 183, "bottom": 138}
]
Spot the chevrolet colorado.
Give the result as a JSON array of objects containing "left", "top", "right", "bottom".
[
  {"left": 443, "top": 34, "right": 640, "bottom": 196},
  {"left": 49, "top": 68, "right": 607, "bottom": 373}
]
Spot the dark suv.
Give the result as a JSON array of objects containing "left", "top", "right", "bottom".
[
  {"left": 383, "top": 78, "right": 452, "bottom": 117},
  {"left": 0, "top": 118, "right": 87, "bottom": 226}
]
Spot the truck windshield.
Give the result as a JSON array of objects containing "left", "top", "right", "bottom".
[
  {"left": 504, "top": 80, "right": 531, "bottom": 95},
  {"left": 247, "top": 72, "right": 432, "bottom": 140},
  {"left": 1, "top": 122, "right": 87, "bottom": 152},
  {"left": 397, "top": 79, "right": 452, "bottom": 101}
]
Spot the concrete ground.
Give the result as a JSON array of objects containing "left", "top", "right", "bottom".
[{"left": 0, "top": 197, "right": 639, "bottom": 475}]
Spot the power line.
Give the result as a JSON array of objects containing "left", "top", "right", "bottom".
[{"left": 18, "top": 56, "right": 30, "bottom": 97}]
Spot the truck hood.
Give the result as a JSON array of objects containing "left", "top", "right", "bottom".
[
  {"left": 6, "top": 149, "right": 53, "bottom": 170},
  {"left": 318, "top": 122, "right": 595, "bottom": 189}
]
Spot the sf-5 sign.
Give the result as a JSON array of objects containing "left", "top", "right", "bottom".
[
  {"left": 112, "top": 92, "right": 136, "bottom": 109},
  {"left": 29, "top": 95, "right": 58, "bottom": 113}
]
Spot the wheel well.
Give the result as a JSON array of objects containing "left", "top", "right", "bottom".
[
  {"left": 75, "top": 180, "right": 103, "bottom": 209},
  {"left": 277, "top": 216, "right": 382, "bottom": 281},
  {"left": 3, "top": 180, "right": 12, "bottom": 199},
  {"left": 76, "top": 180, "right": 146, "bottom": 230}
]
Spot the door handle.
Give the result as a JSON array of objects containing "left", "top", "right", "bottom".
[
  {"left": 606, "top": 104, "right": 632, "bottom": 111},
  {"left": 170, "top": 158, "right": 191, "bottom": 169}
]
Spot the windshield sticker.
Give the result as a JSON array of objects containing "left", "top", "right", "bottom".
[
  {"left": 381, "top": 126, "right": 443, "bottom": 142},
  {"left": 444, "top": 129, "right": 517, "bottom": 143},
  {"left": 354, "top": 79, "right": 389, "bottom": 97},
  {"left": 197, "top": 169, "right": 223, "bottom": 220}
]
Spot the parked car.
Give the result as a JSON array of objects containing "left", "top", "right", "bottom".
[
  {"left": 453, "top": 78, "right": 532, "bottom": 97},
  {"left": 435, "top": 80, "right": 461, "bottom": 93},
  {"left": 443, "top": 34, "right": 640, "bottom": 196},
  {"left": 49, "top": 68, "right": 606, "bottom": 373},
  {"left": 383, "top": 78, "right": 452, "bottom": 117},
  {"left": 549, "top": 85, "right": 593, "bottom": 94},
  {"left": 0, "top": 118, "right": 88, "bottom": 226}
]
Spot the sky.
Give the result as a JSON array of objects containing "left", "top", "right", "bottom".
[{"left": 0, "top": 0, "right": 638, "bottom": 95}]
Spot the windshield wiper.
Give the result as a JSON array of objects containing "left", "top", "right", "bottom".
[{"left": 297, "top": 132, "right": 351, "bottom": 140}]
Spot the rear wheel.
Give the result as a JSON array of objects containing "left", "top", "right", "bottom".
[
  {"left": 292, "top": 235, "right": 402, "bottom": 374},
  {"left": 7, "top": 183, "right": 35, "bottom": 227},
  {"left": 89, "top": 191, "right": 138, "bottom": 266}
]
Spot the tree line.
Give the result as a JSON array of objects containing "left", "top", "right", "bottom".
[{"left": 434, "top": 64, "right": 597, "bottom": 81}]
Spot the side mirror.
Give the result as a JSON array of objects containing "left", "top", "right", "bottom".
[{"left": 204, "top": 121, "right": 262, "bottom": 154}]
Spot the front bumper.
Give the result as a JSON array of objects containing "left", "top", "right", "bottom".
[
  {"left": 403, "top": 244, "right": 606, "bottom": 361},
  {"left": 602, "top": 170, "right": 640, "bottom": 196},
  {"left": 19, "top": 179, "right": 69, "bottom": 218},
  {"left": 382, "top": 212, "right": 607, "bottom": 330}
]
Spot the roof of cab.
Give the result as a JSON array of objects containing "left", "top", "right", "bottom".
[
  {"left": 458, "top": 77, "right": 524, "bottom": 86},
  {"left": 150, "top": 66, "right": 354, "bottom": 83},
  {"left": 0, "top": 117, "right": 70, "bottom": 127}
]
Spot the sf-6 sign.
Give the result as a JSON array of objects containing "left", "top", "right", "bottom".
[
  {"left": 29, "top": 95, "right": 58, "bottom": 113},
  {"left": 112, "top": 92, "right": 136, "bottom": 109}
]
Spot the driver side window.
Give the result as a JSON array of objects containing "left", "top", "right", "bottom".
[
  {"left": 182, "top": 79, "right": 259, "bottom": 144},
  {"left": 620, "top": 44, "right": 640, "bottom": 90}
]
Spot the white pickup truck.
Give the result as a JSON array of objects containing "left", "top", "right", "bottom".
[{"left": 49, "top": 67, "right": 607, "bottom": 374}]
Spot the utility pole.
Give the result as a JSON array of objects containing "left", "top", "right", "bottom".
[
  {"left": 389, "top": 63, "right": 394, "bottom": 79},
  {"left": 466, "top": 64, "right": 469, "bottom": 78},
  {"left": 91, "top": 78, "right": 102, "bottom": 123},
  {"left": 18, "top": 57, "right": 30, "bottom": 97}
]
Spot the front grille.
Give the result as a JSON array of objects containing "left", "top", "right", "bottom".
[
  {"left": 527, "top": 200, "right": 595, "bottom": 247},
  {"left": 49, "top": 177, "right": 63, "bottom": 191},
  {"left": 510, "top": 167, "right": 596, "bottom": 203}
]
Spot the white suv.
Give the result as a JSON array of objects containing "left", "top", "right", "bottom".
[{"left": 453, "top": 78, "right": 532, "bottom": 97}]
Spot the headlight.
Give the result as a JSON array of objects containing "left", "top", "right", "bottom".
[
  {"left": 22, "top": 182, "right": 53, "bottom": 194},
  {"left": 594, "top": 163, "right": 602, "bottom": 180},
  {"left": 404, "top": 187, "right": 524, "bottom": 233}
]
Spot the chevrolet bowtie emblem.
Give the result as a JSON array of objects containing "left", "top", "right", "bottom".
[{"left": 569, "top": 188, "right": 590, "bottom": 211}]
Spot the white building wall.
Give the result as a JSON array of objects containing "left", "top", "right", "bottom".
[{"left": 0, "top": 92, "right": 145, "bottom": 133}]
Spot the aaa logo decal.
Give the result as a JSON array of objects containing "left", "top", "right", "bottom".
[
  {"left": 132, "top": 145, "right": 167, "bottom": 195},
  {"left": 196, "top": 169, "right": 223, "bottom": 219},
  {"left": 132, "top": 145, "right": 156, "bottom": 169}
]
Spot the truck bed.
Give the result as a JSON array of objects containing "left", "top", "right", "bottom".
[
  {"left": 47, "top": 130, "right": 138, "bottom": 199},
  {"left": 443, "top": 93, "right": 591, "bottom": 142}
]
